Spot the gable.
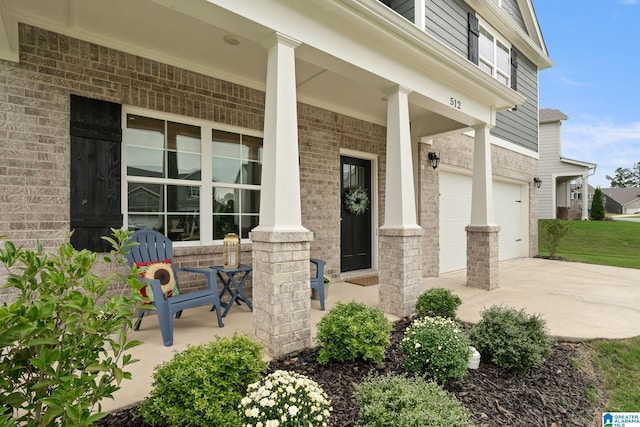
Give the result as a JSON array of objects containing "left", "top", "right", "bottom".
[
  {"left": 466, "top": 0, "right": 552, "bottom": 70},
  {"left": 499, "top": 0, "right": 526, "bottom": 31},
  {"left": 379, "top": 0, "right": 551, "bottom": 71}
]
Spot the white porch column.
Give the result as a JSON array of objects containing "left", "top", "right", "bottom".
[
  {"left": 256, "top": 32, "right": 306, "bottom": 233},
  {"left": 466, "top": 124, "right": 500, "bottom": 290},
  {"left": 581, "top": 174, "right": 589, "bottom": 220},
  {"left": 382, "top": 85, "right": 419, "bottom": 229},
  {"left": 251, "top": 32, "right": 313, "bottom": 358},
  {"left": 378, "top": 85, "right": 423, "bottom": 318},
  {"left": 470, "top": 124, "right": 495, "bottom": 226}
]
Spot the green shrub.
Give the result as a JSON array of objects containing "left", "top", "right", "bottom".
[
  {"left": 354, "top": 373, "right": 477, "bottom": 427},
  {"left": 401, "top": 316, "right": 470, "bottom": 383},
  {"left": 469, "top": 305, "right": 553, "bottom": 373},
  {"left": 140, "top": 335, "right": 267, "bottom": 427},
  {"left": 239, "top": 370, "right": 332, "bottom": 427},
  {"left": 315, "top": 301, "right": 392, "bottom": 365},
  {"left": 540, "top": 219, "right": 573, "bottom": 257},
  {"left": 415, "top": 287, "right": 462, "bottom": 320},
  {"left": 0, "top": 229, "right": 144, "bottom": 426}
]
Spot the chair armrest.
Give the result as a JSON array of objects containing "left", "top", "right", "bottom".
[
  {"left": 139, "top": 277, "right": 165, "bottom": 301},
  {"left": 310, "top": 258, "right": 325, "bottom": 267},
  {"left": 310, "top": 258, "right": 325, "bottom": 279}
]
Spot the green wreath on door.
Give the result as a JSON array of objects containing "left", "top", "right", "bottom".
[{"left": 344, "top": 186, "right": 369, "bottom": 215}]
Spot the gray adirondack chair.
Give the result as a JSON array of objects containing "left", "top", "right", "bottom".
[
  {"left": 310, "top": 258, "right": 326, "bottom": 311},
  {"left": 125, "top": 229, "right": 224, "bottom": 346}
]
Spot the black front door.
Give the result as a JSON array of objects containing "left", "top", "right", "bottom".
[{"left": 340, "top": 156, "right": 372, "bottom": 272}]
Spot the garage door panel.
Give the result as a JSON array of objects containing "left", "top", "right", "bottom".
[
  {"left": 439, "top": 173, "right": 471, "bottom": 272},
  {"left": 439, "top": 173, "right": 524, "bottom": 273},
  {"left": 494, "top": 181, "right": 523, "bottom": 261}
]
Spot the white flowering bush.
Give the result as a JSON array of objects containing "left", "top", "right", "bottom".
[
  {"left": 239, "top": 370, "right": 332, "bottom": 427},
  {"left": 401, "top": 316, "right": 471, "bottom": 383}
]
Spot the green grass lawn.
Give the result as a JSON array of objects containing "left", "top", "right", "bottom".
[
  {"left": 590, "top": 337, "right": 640, "bottom": 412},
  {"left": 539, "top": 219, "right": 640, "bottom": 412},
  {"left": 538, "top": 219, "right": 640, "bottom": 269}
]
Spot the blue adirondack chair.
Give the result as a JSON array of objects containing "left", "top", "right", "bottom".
[
  {"left": 310, "top": 258, "right": 326, "bottom": 311},
  {"left": 125, "top": 229, "right": 224, "bottom": 346}
]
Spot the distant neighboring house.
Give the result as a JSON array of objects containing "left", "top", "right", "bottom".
[
  {"left": 537, "top": 109, "right": 597, "bottom": 220},
  {"left": 600, "top": 188, "right": 640, "bottom": 214}
]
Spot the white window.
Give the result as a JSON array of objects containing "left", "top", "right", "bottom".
[
  {"left": 478, "top": 22, "right": 511, "bottom": 86},
  {"left": 211, "top": 129, "right": 262, "bottom": 242},
  {"left": 123, "top": 108, "right": 262, "bottom": 245}
]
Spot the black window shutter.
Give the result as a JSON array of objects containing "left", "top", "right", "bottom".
[
  {"left": 510, "top": 48, "right": 519, "bottom": 91},
  {"left": 70, "top": 95, "right": 122, "bottom": 252},
  {"left": 468, "top": 13, "right": 479, "bottom": 65}
]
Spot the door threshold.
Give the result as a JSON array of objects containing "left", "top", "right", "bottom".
[{"left": 340, "top": 269, "right": 378, "bottom": 281}]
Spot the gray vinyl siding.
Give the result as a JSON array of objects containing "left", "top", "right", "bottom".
[
  {"left": 424, "top": 0, "right": 470, "bottom": 57},
  {"left": 491, "top": 53, "right": 538, "bottom": 151},
  {"left": 383, "top": 0, "right": 415, "bottom": 23},
  {"left": 392, "top": 0, "right": 537, "bottom": 151},
  {"left": 500, "top": 0, "right": 526, "bottom": 32}
]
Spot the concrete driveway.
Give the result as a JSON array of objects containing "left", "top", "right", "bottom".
[
  {"left": 612, "top": 215, "right": 640, "bottom": 223},
  {"left": 422, "top": 257, "right": 640, "bottom": 341}
]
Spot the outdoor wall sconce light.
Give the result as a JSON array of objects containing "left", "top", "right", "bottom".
[
  {"left": 223, "top": 232, "right": 240, "bottom": 269},
  {"left": 428, "top": 151, "right": 440, "bottom": 170},
  {"left": 533, "top": 177, "right": 542, "bottom": 189}
]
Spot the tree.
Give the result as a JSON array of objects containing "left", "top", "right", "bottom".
[
  {"left": 590, "top": 187, "right": 605, "bottom": 220},
  {"left": 606, "top": 162, "right": 640, "bottom": 187}
]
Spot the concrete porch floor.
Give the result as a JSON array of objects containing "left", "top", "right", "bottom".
[{"left": 101, "top": 258, "right": 640, "bottom": 412}]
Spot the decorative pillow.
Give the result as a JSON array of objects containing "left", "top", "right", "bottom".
[{"left": 134, "top": 259, "right": 179, "bottom": 302}]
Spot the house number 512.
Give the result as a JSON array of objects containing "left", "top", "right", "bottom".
[{"left": 450, "top": 97, "right": 461, "bottom": 109}]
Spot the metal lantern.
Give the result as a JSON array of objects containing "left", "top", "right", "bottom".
[
  {"left": 428, "top": 151, "right": 440, "bottom": 169},
  {"left": 223, "top": 233, "right": 240, "bottom": 269}
]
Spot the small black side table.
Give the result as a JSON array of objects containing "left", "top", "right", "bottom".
[{"left": 213, "top": 264, "right": 253, "bottom": 317}]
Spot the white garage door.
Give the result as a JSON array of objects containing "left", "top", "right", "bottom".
[{"left": 439, "top": 172, "right": 524, "bottom": 273}]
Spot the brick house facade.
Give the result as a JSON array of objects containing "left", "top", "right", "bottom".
[{"left": 0, "top": 0, "right": 551, "bottom": 356}]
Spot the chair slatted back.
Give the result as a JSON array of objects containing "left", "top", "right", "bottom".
[
  {"left": 126, "top": 230, "right": 174, "bottom": 264},
  {"left": 125, "top": 230, "right": 180, "bottom": 287}
]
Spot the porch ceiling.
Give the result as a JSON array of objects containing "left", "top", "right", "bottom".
[
  {"left": 4, "top": 0, "right": 469, "bottom": 132},
  {"left": 555, "top": 176, "right": 582, "bottom": 185}
]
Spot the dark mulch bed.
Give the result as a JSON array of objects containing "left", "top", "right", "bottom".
[{"left": 98, "top": 318, "right": 602, "bottom": 427}]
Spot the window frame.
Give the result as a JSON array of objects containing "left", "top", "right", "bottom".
[
  {"left": 122, "top": 106, "right": 263, "bottom": 246},
  {"left": 477, "top": 18, "right": 511, "bottom": 86}
]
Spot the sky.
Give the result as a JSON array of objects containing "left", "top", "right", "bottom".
[{"left": 533, "top": 0, "right": 640, "bottom": 188}]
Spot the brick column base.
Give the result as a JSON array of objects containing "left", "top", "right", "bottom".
[
  {"left": 466, "top": 225, "right": 500, "bottom": 290},
  {"left": 378, "top": 227, "right": 424, "bottom": 318},
  {"left": 251, "top": 230, "right": 314, "bottom": 358}
]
